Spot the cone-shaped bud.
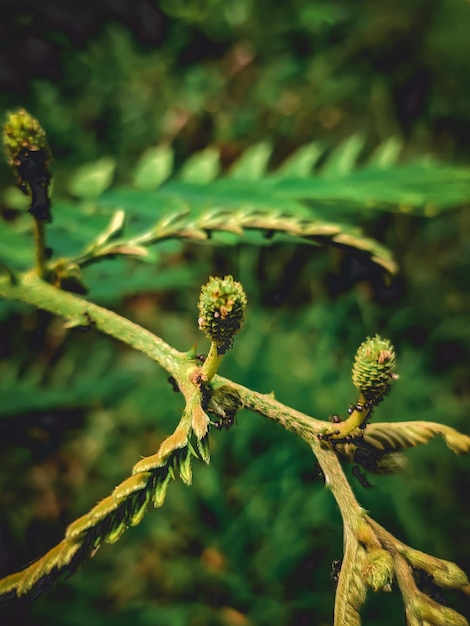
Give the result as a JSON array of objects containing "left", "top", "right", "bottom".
[
  {"left": 352, "top": 335, "right": 397, "bottom": 403},
  {"left": 198, "top": 276, "right": 247, "bottom": 354},
  {"left": 3, "top": 109, "right": 52, "bottom": 221},
  {"left": 3, "top": 109, "right": 51, "bottom": 166},
  {"left": 362, "top": 548, "right": 394, "bottom": 592}
]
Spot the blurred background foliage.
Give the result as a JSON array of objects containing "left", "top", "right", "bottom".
[{"left": 0, "top": 1, "right": 469, "bottom": 625}]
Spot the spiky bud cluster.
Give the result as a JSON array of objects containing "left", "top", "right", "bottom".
[
  {"left": 352, "top": 335, "right": 397, "bottom": 403},
  {"left": 3, "top": 109, "right": 50, "bottom": 164},
  {"left": 3, "top": 109, "right": 52, "bottom": 221},
  {"left": 198, "top": 276, "right": 247, "bottom": 355}
]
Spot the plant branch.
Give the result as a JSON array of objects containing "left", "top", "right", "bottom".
[
  {"left": 0, "top": 271, "right": 184, "bottom": 379},
  {"left": 1, "top": 270, "right": 469, "bottom": 625}
]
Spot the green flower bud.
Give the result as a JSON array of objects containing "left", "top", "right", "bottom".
[
  {"left": 3, "top": 109, "right": 52, "bottom": 221},
  {"left": 352, "top": 335, "right": 397, "bottom": 403},
  {"left": 3, "top": 109, "right": 50, "bottom": 165},
  {"left": 198, "top": 276, "right": 247, "bottom": 354}
]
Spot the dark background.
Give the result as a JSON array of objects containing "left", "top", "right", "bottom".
[{"left": 0, "top": 1, "right": 469, "bottom": 624}]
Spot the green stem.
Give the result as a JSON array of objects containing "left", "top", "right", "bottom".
[
  {"left": 313, "top": 444, "right": 365, "bottom": 529},
  {"left": 200, "top": 342, "right": 223, "bottom": 381},
  {"left": 217, "top": 379, "right": 325, "bottom": 436},
  {"left": 33, "top": 219, "right": 48, "bottom": 279},
  {"left": 322, "top": 394, "right": 370, "bottom": 439}
]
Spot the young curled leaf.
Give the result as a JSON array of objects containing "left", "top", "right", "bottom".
[
  {"left": 178, "top": 448, "right": 193, "bottom": 485},
  {"left": 153, "top": 471, "right": 172, "bottom": 508},
  {"left": 411, "top": 592, "right": 469, "bottom": 626},
  {"left": 401, "top": 546, "right": 469, "bottom": 590},
  {"left": 196, "top": 434, "right": 211, "bottom": 464},
  {"left": 92, "top": 209, "right": 126, "bottom": 248},
  {"left": 192, "top": 400, "right": 210, "bottom": 439},
  {"left": 104, "top": 521, "right": 127, "bottom": 545},
  {"left": 129, "top": 489, "right": 152, "bottom": 527}
]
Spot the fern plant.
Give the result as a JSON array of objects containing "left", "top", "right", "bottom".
[{"left": 1, "top": 110, "right": 469, "bottom": 625}]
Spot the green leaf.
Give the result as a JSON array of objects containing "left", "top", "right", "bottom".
[
  {"left": 0, "top": 342, "right": 137, "bottom": 418},
  {"left": 132, "top": 145, "right": 174, "bottom": 190},
  {"left": 68, "top": 157, "right": 116, "bottom": 200},
  {"left": 368, "top": 136, "right": 403, "bottom": 169},
  {"left": 153, "top": 471, "right": 172, "bottom": 508},
  {"left": 320, "top": 134, "right": 365, "bottom": 177},
  {"left": 1, "top": 186, "right": 30, "bottom": 210},
  {"left": 179, "top": 147, "right": 220, "bottom": 184},
  {"left": 229, "top": 141, "right": 272, "bottom": 180},
  {"left": 275, "top": 142, "right": 324, "bottom": 178},
  {"left": 91, "top": 209, "right": 126, "bottom": 248},
  {"left": 178, "top": 449, "right": 193, "bottom": 485},
  {"left": 271, "top": 164, "right": 470, "bottom": 213}
]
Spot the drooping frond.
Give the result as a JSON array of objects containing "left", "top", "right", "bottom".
[
  {"left": 363, "top": 421, "right": 470, "bottom": 454},
  {"left": 2, "top": 136, "right": 470, "bottom": 283}
]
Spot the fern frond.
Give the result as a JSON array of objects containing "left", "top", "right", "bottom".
[
  {"left": 0, "top": 343, "right": 137, "bottom": 418},
  {"left": 333, "top": 421, "right": 470, "bottom": 475},
  {"left": 0, "top": 426, "right": 208, "bottom": 606},
  {"left": 138, "top": 205, "right": 398, "bottom": 274},
  {"left": 270, "top": 165, "right": 470, "bottom": 215},
  {"left": 4, "top": 138, "right": 470, "bottom": 282},
  {"left": 363, "top": 421, "right": 470, "bottom": 454},
  {"left": 366, "top": 516, "right": 470, "bottom": 626}
]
